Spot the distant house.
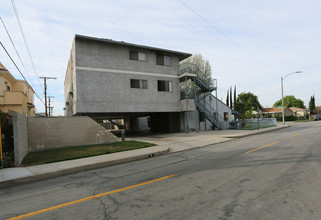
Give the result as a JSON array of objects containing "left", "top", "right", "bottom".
[
  {"left": 262, "top": 107, "right": 292, "bottom": 118},
  {"left": 289, "top": 107, "right": 308, "bottom": 118},
  {"left": 262, "top": 106, "right": 308, "bottom": 119},
  {"left": 308, "top": 106, "right": 321, "bottom": 119},
  {"left": 64, "top": 34, "right": 233, "bottom": 132},
  {"left": 312, "top": 106, "right": 321, "bottom": 114},
  {"left": 0, "top": 62, "right": 35, "bottom": 116}
]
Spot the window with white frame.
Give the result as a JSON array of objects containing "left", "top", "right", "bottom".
[
  {"left": 157, "top": 80, "right": 172, "bottom": 92},
  {"left": 129, "top": 51, "right": 147, "bottom": 61},
  {"left": 131, "top": 79, "right": 148, "bottom": 89}
]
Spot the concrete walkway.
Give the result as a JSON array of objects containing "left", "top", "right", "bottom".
[{"left": 0, "top": 124, "right": 290, "bottom": 188}]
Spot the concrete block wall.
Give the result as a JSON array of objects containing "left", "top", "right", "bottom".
[
  {"left": 28, "top": 116, "right": 119, "bottom": 152},
  {"left": 13, "top": 112, "right": 29, "bottom": 166}
]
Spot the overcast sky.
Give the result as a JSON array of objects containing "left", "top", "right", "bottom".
[{"left": 1, "top": 0, "right": 320, "bottom": 115}]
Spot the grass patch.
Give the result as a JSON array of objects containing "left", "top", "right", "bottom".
[
  {"left": 294, "top": 119, "right": 314, "bottom": 122},
  {"left": 21, "top": 141, "right": 156, "bottom": 166}
]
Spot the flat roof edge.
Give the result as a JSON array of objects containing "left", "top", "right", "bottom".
[{"left": 75, "top": 34, "right": 192, "bottom": 60}]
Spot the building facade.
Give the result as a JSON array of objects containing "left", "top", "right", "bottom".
[
  {"left": 64, "top": 35, "right": 233, "bottom": 132},
  {"left": 0, "top": 62, "right": 35, "bottom": 116}
]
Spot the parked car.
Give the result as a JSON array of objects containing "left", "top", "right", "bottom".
[{"left": 315, "top": 115, "right": 321, "bottom": 121}]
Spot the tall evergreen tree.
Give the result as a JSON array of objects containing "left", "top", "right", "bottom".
[
  {"left": 226, "top": 89, "right": 229, "bottom": 106},
  {"left": 230, "top": 86, "right": 233, "bottom": 108},
  {"left": 309, "top": 95, "right": 316, "bottom": 114},
  {"left": 233, "top": 85, "right": 237, "bottom": 109}
]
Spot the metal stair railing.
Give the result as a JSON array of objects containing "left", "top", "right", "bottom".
[
  {"left": 179, "top": 63, "right": 216, "bottom": 92},
  {"left": 195, "top": 100, "right": 224, "bottom": 130},
  {"left": 198, "top": 94, "right": 228, "bottom": 129},
  {"left": 195, "top": 94, "right": 227, "bottom": 130},
  {"left": 180, "top": 62, "right": 226, "bottom": 129}
]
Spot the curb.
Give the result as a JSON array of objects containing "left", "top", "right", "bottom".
[
  {"left": 168, "top": 125, "right": 291, "bottom": 154},
  {"left": 223, "top": 125, "right": 291, "bottom": 139},
  {"left": 0, "top": 146, "right": 169, "bottom": 189}
]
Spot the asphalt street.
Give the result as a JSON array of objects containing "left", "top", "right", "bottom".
[{"left": 1, "top": 121, "right": 321, "bottom": 220}]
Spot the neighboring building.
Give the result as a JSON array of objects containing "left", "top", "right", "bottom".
[
  {"left": 197, "top": 94, "right": 234, "bottom": 130},
  {"left": 308, "top": 106, "right": 321, "bottom": 119},
  {"left": 64, "top": 35, "right": 233, "bottom": 132},
  {"left": 262, "top": 107, "right": 292, "bottom": 118},
  {"left": 0, "top": 62, "right": 35, "bottom": 116},
  {"left": 311, "top": 106, "right": 321, "bottom": 115},
  {"left": 262, "top": 106, "right": 308, "bottom": 119},
  {"left": 289, "top": 107, "right": 308, "bottom": 118}
]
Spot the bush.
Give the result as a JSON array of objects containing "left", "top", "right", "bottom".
[
  {"left": 285, "top": 115, "right": 298, "bottom": 121},
  {"left": 276, "top": 115, "right": 298, "bottom": 122},
  {"left": 1, "top": 152, "right": 15, "bottom": 168}
]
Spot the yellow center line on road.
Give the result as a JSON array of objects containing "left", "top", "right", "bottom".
[
  {"left": 245, "top": 142, "right": 278, "bottom": 154},
  {"left": 308, "top": 125, "right": 321, "bottom": 130},
  {"left": 7, "top": 174, "right": 177, "bottom": 220},
  {"left": 290, "top": 133, "right": 301, "bottom": 138}
]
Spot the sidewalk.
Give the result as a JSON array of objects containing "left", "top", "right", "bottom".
[{"left": 0, "top": 124, "right": 289, "bottom": 188}]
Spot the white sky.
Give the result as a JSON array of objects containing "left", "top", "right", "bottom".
[{"left": 1, "top": 0, "right": 320, "bottom": 115}]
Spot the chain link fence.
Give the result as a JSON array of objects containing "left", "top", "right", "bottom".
[{"left": 237, "top": 118, "right": 277, "bottom": 130}]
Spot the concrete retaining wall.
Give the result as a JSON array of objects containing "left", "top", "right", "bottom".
[
  {"left": 28, "top": 116, "right": 119, "bottom": 152},
  {"left": 13, "top": 112, "right": 29, "bottom": 166}
]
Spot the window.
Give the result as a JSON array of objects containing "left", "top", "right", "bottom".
[
  {"left": 199, "top": 112, "right": 205, "bottom": 122},
  {"left": 224, "top": 112, "right": 229, "bottom": 121},
  {"left": 129, "top": 51, "right": 146, "bottom": 61},
  {"left": 131, "top": 79, "right": 148, "bottom": 89},
  {"left": 213, "top": 112, "right": 217, "bottom": 120},
  {"left": 158, "top": 80, "right": 172, "bottom": 92},
  {"left": 156, "top": 54, "right": 171, "bottom": 66},
  {"left": 6, "top": 85, "right": 10, "bottom": 91}
]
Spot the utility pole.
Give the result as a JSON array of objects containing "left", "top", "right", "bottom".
[
  {"left": 48, "top": 96, "right": 54, "bottom": 117},
  {"left": 39, "top": 77, "right": 56, "bottom": 117}
]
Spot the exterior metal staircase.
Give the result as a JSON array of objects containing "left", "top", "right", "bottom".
[{"left": 179, "top": 63, "right": 226, "bottom": 130}]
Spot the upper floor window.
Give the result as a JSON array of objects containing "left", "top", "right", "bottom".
[
  {"left": 131, "top": 79, "right": 148, "bottom": 89},
  {"left": 6, "top": 85, "right": 10, "bottom": 91},
  {"left": 158, "top": 80, "right": 172, "bottom": 92},
  {"left": 129, "top": 51, "right": 146, "bottom": 61},
  {"left": 156, "top": 54, "right": 171, "bottom": 66}
]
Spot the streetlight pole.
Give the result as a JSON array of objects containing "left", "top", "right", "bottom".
[{"left": 281, "top": 70, "right": 303, "bottom": 125}]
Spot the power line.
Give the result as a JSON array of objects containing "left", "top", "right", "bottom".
[
  {"left": 0, "top": 16, "right": 40, "bottom": 96},
  {"left": 0, "top": 42, "right": 45, "bottom": 105},
  {"left": 178, "top": 0, "right": 274, "bottom": 71},
  {"left": 11, "top": 0, "right": 43, "bottom": 90}
]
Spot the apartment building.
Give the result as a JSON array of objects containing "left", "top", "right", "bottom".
[
  {"left": 64, "top": 35, "right": 233, "bottom": 132},
  {"left": 0, "top": 62, "right": 35, "bottom": 116}
]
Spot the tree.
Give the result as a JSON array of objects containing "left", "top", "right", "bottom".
[
  {"left": 179, "top": 54, "right": 212, "bottom": 93},
  {"left": 309, "top": 95, "right": 316, "bottom": 113},
  {"left": 233, "top": 85, "right": 237, "bottom": 109},
  {"left": 273, "top": 95, "right": 306, "bottom": 109},
  {"left": 226, "top": 89, "right": 229, "bottom": 106},
  {"left": 229, "top": 86, "right": 233, "bottom": 108},
  {"left": 180, "top": 53, "right": 212, "bottom": 89},
  {"left": 234, "top": 92, "right": 262, "bottom": 119}
]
